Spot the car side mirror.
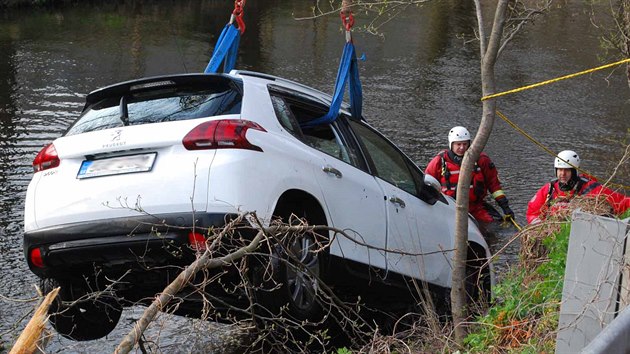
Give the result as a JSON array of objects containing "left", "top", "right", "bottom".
[
  {"left": 424, "top": 174, "right": 441, "bottom": 193},
  {"left": 419, "top": 174, "right": 443, "bottom": 205}
]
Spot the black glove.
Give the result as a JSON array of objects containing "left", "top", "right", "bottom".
[{"left": 497, "top": 197, "right": 514, "bottom": 219}]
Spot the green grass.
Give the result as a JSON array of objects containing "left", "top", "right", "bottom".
[
  {"left": 464, "top": 223, "right": 571, "bottom": 353},
  {"left": 465, "top": 207, "right": 630, "bottom": 352}
]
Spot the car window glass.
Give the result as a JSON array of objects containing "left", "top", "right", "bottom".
[
  {"left": 270, "top": 95, "right": 302, "bottom": 137},
  {"left": 301, "top": 124, "right": 355, "bottom": 165},
  {"left": 269, "top": 90, "right": 362, "bottom": 167},
  {"left": 66, "top": 87, "right": 242, "bottom": 136},
  {"left": 348, "top": 120, "right": 418, "bottom": 195}
]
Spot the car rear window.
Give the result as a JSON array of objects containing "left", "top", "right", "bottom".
[{"left": 66, "top": 84, "right": 242, "bottom": 136}]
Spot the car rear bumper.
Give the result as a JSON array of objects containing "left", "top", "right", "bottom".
[{"left": 23, "top": 212, "right": 238, "bottom": 279}]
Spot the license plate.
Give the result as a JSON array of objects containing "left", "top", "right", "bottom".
[{"left": 77, "top": 153, "right": 157, "bottom": 179}]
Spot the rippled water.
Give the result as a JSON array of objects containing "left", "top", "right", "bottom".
[{"left": 0, "top": 1, "right": 628, "bottom": 351}]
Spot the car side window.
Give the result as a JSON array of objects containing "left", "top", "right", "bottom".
[
  {"left": 269, "top": 89, "right": 363, "bottom": 168},
  {"left": 348, "top": 120, "right": 419, "bottom": 196},
  {"left": 270, "top": 95, "right": 303, "bottom": 138}
]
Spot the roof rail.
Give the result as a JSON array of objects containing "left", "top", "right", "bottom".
[{"left": 231, "top": 70, "right": 328, "bottom": 96}]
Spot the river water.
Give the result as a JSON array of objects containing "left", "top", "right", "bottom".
[{"left": 0, "top": 1, "right": 628, "bottom": 351}]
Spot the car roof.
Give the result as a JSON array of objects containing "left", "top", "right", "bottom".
[
  {"left": 231, "top": 70, "right": 356, "bottom": 116},
  {"left": 232, "top": 70, "right": 327, "bottom": 98}
]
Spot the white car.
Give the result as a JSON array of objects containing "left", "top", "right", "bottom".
[{"left": 24, "top": 70, "right": 492, "bottom": 341}]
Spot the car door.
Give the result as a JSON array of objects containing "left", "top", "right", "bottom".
[
  {"left": 407, "top": 178, "right": 457, "bottom": 287},
  {"left": 268, "top": 90, "right": 389, "bottom": 271},
  {"left": 347, "top": 119, "right": 454, "bottom": 285},
  {"left": 345, "top": 120, "right": 422, "bottom": 278}
]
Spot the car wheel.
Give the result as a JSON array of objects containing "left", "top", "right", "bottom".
[
  {"left": 282, "top": 231, "right": 322, "bottom": 317},
  {"left": 41, "top": 278, "right": 122, "bottom": 341},
  {"left": 251, "top": 208, "right": 328, "bottom": 321}
]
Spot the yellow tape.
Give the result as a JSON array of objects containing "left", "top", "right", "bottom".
[
  {"left": 495, "top": 110, "right": 630, "bottom": 191},
  {"left": 481, "top": 58, "right": 630, "bottom": 101},
  {"left": 479, "top": 59, "right": 630, "bottom": 190}
]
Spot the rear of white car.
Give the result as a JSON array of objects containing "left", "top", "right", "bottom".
[
  {"left": 24, "top": 74, "right": 278, "bottom": 290},
  {"left": 27, "top": 121, "right": 214, "bottom": 229}
]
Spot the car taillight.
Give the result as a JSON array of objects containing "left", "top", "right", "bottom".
[
  {"left": 33, "top": 143, "right": 60, "bottom": 173},
  {"left": 188, "top": 231, "right": 207, "bottom": 251},
  {"left": 30, "top": 248, "right": 44, "bottom": 268},
  {"left": 182, "top": 119, "right": 266, "bottom": 151}
]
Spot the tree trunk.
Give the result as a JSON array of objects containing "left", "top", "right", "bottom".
[{"left": 451, "top": 0, "right": 509, "bottom": 345}]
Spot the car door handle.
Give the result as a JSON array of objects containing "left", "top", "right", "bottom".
[
  {"left": 322, "top": 165, "right": 342, "bottom": 178},
  {"left": 389, "top": 196, "right": 406, "bottom": 208}
]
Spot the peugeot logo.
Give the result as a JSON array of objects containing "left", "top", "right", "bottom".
[
  {"left": 111, "top": 130, "right": 122, "bottom": 141},
  {"left": 102, "top": 130, "right": 127, "bottom": 149}
]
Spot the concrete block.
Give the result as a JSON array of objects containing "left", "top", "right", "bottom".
[{"left": 555, "top": 211, "right": 629, "bottom": 354}]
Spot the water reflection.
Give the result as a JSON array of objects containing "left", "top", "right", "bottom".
[{"left": 0, "top": 0, "right": 628, "bottom": 350}]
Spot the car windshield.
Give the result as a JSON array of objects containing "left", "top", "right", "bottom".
[{"left": 66, "top": 86, "right": 242, "bottom": 136}]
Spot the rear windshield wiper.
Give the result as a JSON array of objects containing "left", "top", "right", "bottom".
[{"left": 119, "top": 96, "right": 129, "bottom": 126}]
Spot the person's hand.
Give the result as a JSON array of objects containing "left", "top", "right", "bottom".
[{"left": 497, "top": 197, "right": 515, "bottom": 219}]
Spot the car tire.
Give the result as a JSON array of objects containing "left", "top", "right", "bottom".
[
  {"left": 250, "top": 206, "right": 328, "bottom": 322},
  {"left": 41, "top": 278, "right": 122, "bottom": 341}
]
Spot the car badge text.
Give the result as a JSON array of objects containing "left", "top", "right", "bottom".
[{"left": 102, "top": 130, "right": 127, "bottom": 149}]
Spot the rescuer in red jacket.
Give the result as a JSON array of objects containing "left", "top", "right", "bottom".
[
  {"left": 425, "top": 126, "right": 514, "bottom": 224},
  {"left": 526, "top": 150, "right": 630, "bottom": 224}
]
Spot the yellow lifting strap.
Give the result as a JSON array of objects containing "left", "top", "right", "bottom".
[{"left": 481, "top": 58, "right": 630, "bottom": 101}]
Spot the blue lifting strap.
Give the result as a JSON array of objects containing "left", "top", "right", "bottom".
[
  {"left": 305, "top": 41, "right": 363, "bottom": 126},
  {"left": 204, "top": 23, "right": 241, "bottom": 74}
]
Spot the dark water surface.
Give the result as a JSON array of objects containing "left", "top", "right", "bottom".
[{"left": 0, "top": 1, "right": 628, "bottom": 351}]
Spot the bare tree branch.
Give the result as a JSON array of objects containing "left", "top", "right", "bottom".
[{"left": 115, "top": 213, "right": 253, "bottom": 354}]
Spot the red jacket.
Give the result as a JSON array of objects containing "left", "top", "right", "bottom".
[
  {"left": 425, "top": 150, "right": 506, "bottom": 205},
  {"left": 526, "top": 176, "right": 630, "bottom": 224}
]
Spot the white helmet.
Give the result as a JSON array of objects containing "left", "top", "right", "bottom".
[
  {"left": 448, "top": 126, "right": 471, "bottom": 147},
  {"left": 554, "top": 150, "right": 580, "bottom": 169}
]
